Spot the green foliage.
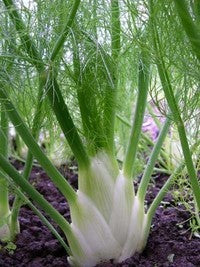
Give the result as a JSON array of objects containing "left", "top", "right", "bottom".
[{"left": 0, "top": 0, "right": 199, "bottom": 265}]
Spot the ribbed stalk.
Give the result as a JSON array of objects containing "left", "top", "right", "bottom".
[{"left": 123, "top": 52, "right": 150, "bottom": 179}]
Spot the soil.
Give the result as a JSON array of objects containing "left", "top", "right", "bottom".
[{"left": 0, "top": 159, "right": 199, "bottom": 267}]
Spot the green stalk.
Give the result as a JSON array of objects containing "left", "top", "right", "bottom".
[
  {"left": 73, "top": 31, "right": 112, "bottom": 156},
  {"left": 50, "top": 0, "right": 81, "bottom": 61},
  {"left": 47, "top": 1, "right": 88, "bottom": 166},
  {"left": 0, "top": 155, "right": 72, "bottom": 242},
  {"left": 3, "top": 0, "right": 45, "bottom": 210},
  {"left": 137, "top": 117, "right": 171, "bottom": 202},
  {"left": 72, "top": 34, "right": 90, "bottom": 143},
  {"left": 73, "top": 4, "right": 120, "bottom": 155},
  {"left": 149, "top": 0, "right": 200, "bottom": 209},
  {"left": 72, "top": 33, "right": 105, "bottom": 154},
  {"left": 103, "top": 0, "right": 121, "bottom": 155},
  {"left": 44, "top": 71, "right": 90, "bottom": 169},
  {"left": 123, "top": 52, "right": 150, "bottom": 179},
  {"left": 72, "top": 31, "right": 117, "bottom": 155},
  {"left": 173, "top": 0, "right": 200, "bottom": 61},
  {"left": 0, "top": 110, "right": 10, "bottom": 220},
  {"left": 0, "top": 86, "right": 76, "bottom": 204},
  {"left": 0, "top": 169, "right": 70, "bottom": 254}
]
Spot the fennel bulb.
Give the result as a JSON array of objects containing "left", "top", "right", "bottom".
[{"left": 68, "top": 151, "right": 148, "bottom": 267}]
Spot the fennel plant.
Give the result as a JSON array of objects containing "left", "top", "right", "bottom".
[{"left": 0, "top": 0, "right": 199, "bottom": 266}]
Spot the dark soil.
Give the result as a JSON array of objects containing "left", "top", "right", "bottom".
[{"left": 0, "top": 159, "right": 199, "bottom": 267}]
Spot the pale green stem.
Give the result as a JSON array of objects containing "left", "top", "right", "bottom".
[
  {"left": 137, "top": 117, "right": 171, "bottom": 202},
  {"left": 123, "top": 52, "right": 150, "bottom": 179}
]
